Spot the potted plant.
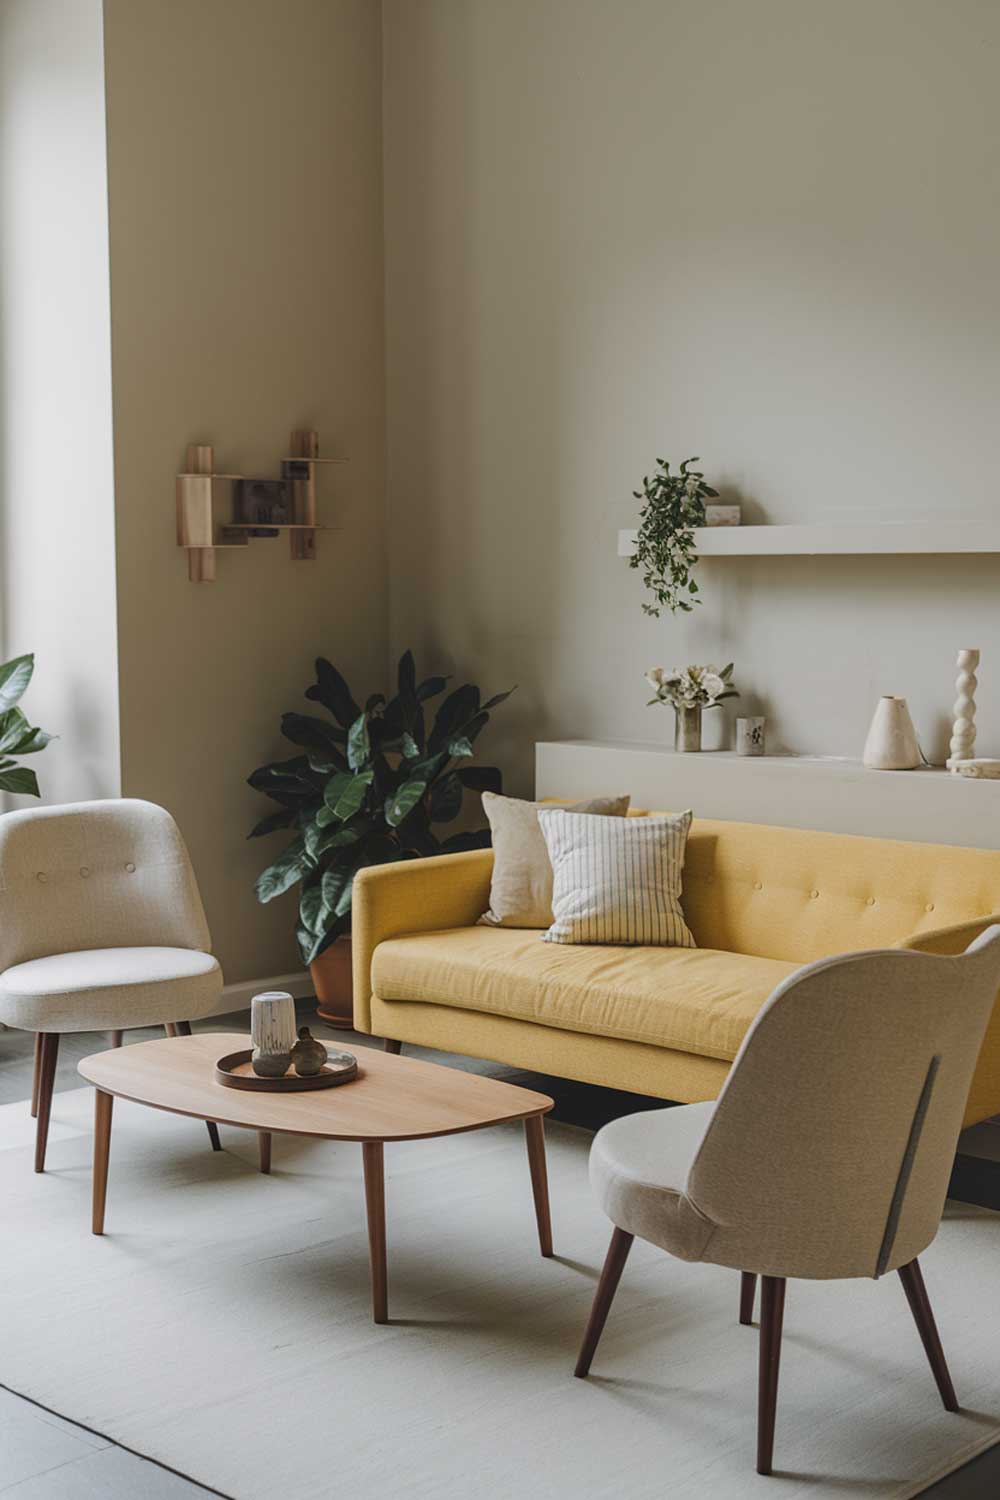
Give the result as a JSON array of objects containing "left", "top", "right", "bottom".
[
  {"left": 627, "top": 456, "right": 719, "bottom": 616},
  {"left": 646, "top": 663, "right": 738, "bottom": 752},
  {"left": 0, "top": 654, "right": 53, "bottom": 797},
  {"left": 249, "top": 651, "right": 512, "bottom": 1025}
]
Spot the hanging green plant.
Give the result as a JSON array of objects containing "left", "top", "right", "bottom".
[{"left": 627, "top": 456, "right": 719, "bottom": 616}]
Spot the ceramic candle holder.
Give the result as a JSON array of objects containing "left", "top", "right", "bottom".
[
  {"left": 736, "top": 717, "right": 766, "bottom": 756},
  {"left": 251, "top": 991, "right": 297, "bottom": 1078}
]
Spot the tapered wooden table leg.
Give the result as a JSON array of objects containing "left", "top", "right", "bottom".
[
  {"left": 92, "top": 1089, "right": 114, "bottom": 1235},
  {"left": 524, "top": 1115, "right": 553, "bottom": 1257},
  {"left": 363, "top": 1141, "right": 388, "bottom": 1324},
  {"left": 173, "top": 1021, "right": 221, "bottom": 1150},
  {"left": 110, "top": 1030, "right": 124, "bottom": 1049},
  {"left": 31, "top": 1033, "right": 42, "bottom": 1118},
  {"left": 259, "top": 1132, "right": 272, "bottom": 1174}
]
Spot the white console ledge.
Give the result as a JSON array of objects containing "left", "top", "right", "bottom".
[
  {"left": 536, "top": 740, "right": 1000, "bottom": 850},
  {"left": 617, "top": 523, "right": 1000, "bottom": 557}
]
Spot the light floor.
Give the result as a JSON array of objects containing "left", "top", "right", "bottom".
[{"left": 0, "top": 1009, "right": 998, "bottom": 1500}]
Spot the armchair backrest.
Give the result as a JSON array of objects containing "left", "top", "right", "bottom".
[
  {"left": 687, "top": 927, "right": 1000, "bottom": 1280},
  {"left": 0, "top": 799, "right": 211, "bottom": 969}
]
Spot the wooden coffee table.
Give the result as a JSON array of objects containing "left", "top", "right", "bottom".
[{"left": 77, "top": 1034, "right": 554, "bottom": 1323}]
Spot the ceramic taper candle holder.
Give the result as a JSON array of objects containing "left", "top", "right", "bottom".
[{"left": 251, "top": 991, "right": 297, "bottom": 1078}]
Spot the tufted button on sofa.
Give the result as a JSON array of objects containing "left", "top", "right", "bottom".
[{"left": 351, "top": 812, "right": 1000, "bottom": 1127}]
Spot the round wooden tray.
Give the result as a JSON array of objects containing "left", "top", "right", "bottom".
[{"left": 214, "top": 1048, "right": 359, "bottom": 1092}]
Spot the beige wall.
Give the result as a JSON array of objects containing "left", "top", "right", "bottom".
[
  {"left": 383, "top": 0, "right": 1000, "bottom": 795},
  {"left": 0, "top": 0, "right": 121, "bottom": 807},
  {"left": 103, "top": 0, "right": 386, "bottom": 983}
]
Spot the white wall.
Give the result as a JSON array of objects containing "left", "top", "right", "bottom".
[
  {"left": 0, "top": 0, "right": 121, "bottom": 806},
  {"left": 102, "top": 0, "right": 386, "bottom": 984},
  {"left": 383, "top": 0, "right": 1000, "bottom": 795}
]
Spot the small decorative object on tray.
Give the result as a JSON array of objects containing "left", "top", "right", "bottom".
[
  {"left": 291, "top": 1026, "right": 328, "bottom": 1077},
  {"left": 951, "top": 759, "right": 1000, "bottom": 780},
  {"left": 250, "top": 991, "right": 297, "bottom": 1077},
  {"left": 215, "top": 1046, "right": 358, "bottom": 1092}
]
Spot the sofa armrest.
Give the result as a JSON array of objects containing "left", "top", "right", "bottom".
[
  {"left": 896, "top": 912, "right": 1000, "bottom": 957},
  {"left": 351, "top": 850, "right": 494, "bottom": 1033},
  {"left": 899, "top": 912, "right": 1000, "bottom": 1126}
]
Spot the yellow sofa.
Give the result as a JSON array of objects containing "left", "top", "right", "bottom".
[{"left": 352, "top": 815, "right": 1000, "bottom": 1127}]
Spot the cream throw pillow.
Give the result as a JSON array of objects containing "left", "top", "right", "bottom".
[
  {"left": 538, "top": 807, "right": 696, "bottom": 947},
  {"left": 479, "top": 792, "right": 630, "bottom": 928}
]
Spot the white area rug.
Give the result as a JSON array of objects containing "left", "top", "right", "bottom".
[{"left": 2, "top": 1087, "right": 1000, "bottom": 1500}]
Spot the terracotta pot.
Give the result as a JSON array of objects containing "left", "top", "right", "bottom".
[{"left": 310, "top": 936, "right": 354, "bottom": 1028}]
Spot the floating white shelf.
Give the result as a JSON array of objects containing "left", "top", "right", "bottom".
[{"left": 617, "top": 522, "right": 1000, "bottom": 558}]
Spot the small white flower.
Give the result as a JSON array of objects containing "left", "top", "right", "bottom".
[
  {"left": 645, "top": 667, "right": 667, "bottom": 688},
  {"left": 701, "top": 672, "right": 726, "bottom": 701}
]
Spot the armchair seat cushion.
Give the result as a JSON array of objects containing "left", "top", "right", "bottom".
[
  {"left": 0, "top": 946, "right": 223, "bottom": 1033},
  {"left": 590, "top": 1101, "right": 717, "bottom": 1261},
  {"left": 371, "top": 927, "right": 797, "bottom": 1059}
]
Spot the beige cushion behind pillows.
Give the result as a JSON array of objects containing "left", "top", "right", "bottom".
[
  {"left": 479, "top": 792, "right": 630, "bottom": 928},
  {"left": 538, "top": 807, "right": 696, "bottom": 947}
]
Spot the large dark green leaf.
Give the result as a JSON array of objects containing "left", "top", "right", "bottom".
[
  {"left": 0, "top": 654, "right": 33, "bottom": 713},
  {"left": 347, "top": 712, "right": 370, "bottom": 770},
  {"left": 254, "top": 835, "right": 311, "bottom": 903},
  {"left": 0, "top": 709, "right": 50, "bottom": 756},
  {"left": 305, "top": 658, "right": 360, "bottom": 727},
  {"left": 248, "top": 808, "right": 298, "bottom": 839},
  {"left": 385, "top": 778, "right": 427, "bottom": 827},
  {"left": 0, "top": 764, "right": 39, "bottom": 797},
  {"left": 398, "top": 650, "right": 416, "bottom": 699},
  {"left": 429, "top": 684, "right": 480, "bottom": 749},
  {"left": 416, "top": 675, "right": 449, "bottom": 702},
  {"left": 304, "top": 817, "right": 363, "bottom": 859},
  {"left": 323, "top": 768, "right": 373, "bottom": 821},
  {"left": 457, "top": 765, "right": 502, "bottom": 793},
  {"left": 439, "top": 828, "right": 491, "bottom": 853},
  {"left": 448, "top": 736, "right": 474, "bottom": 759},
  {"left": 429, "top": 771, "right": 463, "bottom": 823},
  {"left": 281, "top": 713, "right": 348, "bottom": 755},
  {"left": 480, "top": 688, "right": 515, "bottom": 713}
]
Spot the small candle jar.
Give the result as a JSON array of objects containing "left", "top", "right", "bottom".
[
  {"left": 251, "top": 991, "right": 297, "bottom": 1078},
  {"left": 736, "top": 717, "right": 766, "bottom": 756}
]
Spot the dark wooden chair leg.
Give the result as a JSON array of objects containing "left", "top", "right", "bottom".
[
  {"left": 259, "top": 1132, "right": 272, "bottom": 1174},
  {"left": 363, "top": 1140, "right": 388, "bottom": 1323},
  {"left": 740, "top": 1271, "right": 757, "bottom": 1326},
  {"left": 92, "top": 1090, "right": 114, "bottom": 1235},
  {"left": 384, "top": 1039, "right": 402, "bottom": 1055},
  {"left": 757, "top": 1275, "right": 786, "bottom": 1475},
  {"left": 172, "top": 1021, "right": 221, "bottom": 1150},
  {"left": 34, "top": 1033, "right": 60, "bottom": 1173},
  {"left": 574, "top": 1226, "right": 634, "bottom": 1377},
  {"left": 898, "top": 1259, "right": 959, "bottom": 1412},
  {"left": 30, "top": 1032, "right": 42, "bottom": 1118},
  {"left": 110, "top": 1030, "right": 124, "bottom": 1049}
]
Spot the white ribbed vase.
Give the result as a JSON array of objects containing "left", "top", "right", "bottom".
[
  {"left": 862, "top": 696, "right": 920, "bottom": 771},
  {"left": 251, "top": 990, "right": 297, "bottom": 1077}
]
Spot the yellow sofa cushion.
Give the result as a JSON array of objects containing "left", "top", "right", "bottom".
[{"left": 371, "top": 926, "right": 797, "bottom": 1061}]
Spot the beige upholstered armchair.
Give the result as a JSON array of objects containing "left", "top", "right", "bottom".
[
  {"left": 0, "top": 799, "right": 223, "bottom": 1172},
  {"left": 575, "top": 928, "right": 1000, "bottom": 1476}
]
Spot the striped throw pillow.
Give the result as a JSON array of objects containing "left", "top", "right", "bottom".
[{"left": 537, "top": 808, "right": 696, "bottom": 947}]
